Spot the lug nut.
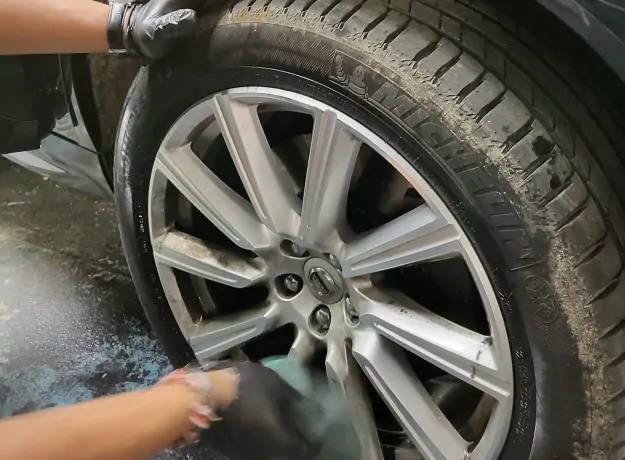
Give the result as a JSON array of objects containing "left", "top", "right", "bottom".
[
  {"left": 310, "top": 305, "right": 331, "bottom": 335},
  {"left": 327, "top": 253, "right": 341, "bottom": 270},
  {"left": 315, "top": 307, "right": 331, "bottom": 329},
  {"left": 282, "top": 240, "right": 307, "bottom": 257},
  {"left": 345, "top": 296, "right": 356, "bottom": 315},
  {"left": 282, "top": 274, "right": 303, "bottom": 294},
  {"left": 290, "top": 242, "right": 307, "bottom": 257},
  {"left": 344, "top": 296, "right": 359, "bottom": 326}
]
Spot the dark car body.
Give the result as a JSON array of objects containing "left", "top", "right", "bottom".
[
  {"left": 1, "top": 0, "right": 625, "bottom": 196},
  {"left": 0, "top": 53, "right": 138, "bottom": 197}
]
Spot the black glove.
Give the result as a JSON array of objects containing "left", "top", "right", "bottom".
[
  {"left": 107, "top": 0, "right": 204, "bottom": 60},
  {"left": 206, "top": 361, "right": 324, "bottom": 460}
]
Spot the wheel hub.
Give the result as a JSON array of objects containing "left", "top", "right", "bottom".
[{"left": 303, "top": 258, "right": 344, "bottom": 304}]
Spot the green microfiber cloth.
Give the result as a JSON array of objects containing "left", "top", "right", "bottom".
[{"left": 262, "top": 356, "right": 362, "bottom": 460}]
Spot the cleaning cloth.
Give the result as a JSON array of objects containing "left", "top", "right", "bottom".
[{"left": 262, "top": 356, "right": 362, "bottom": 460}]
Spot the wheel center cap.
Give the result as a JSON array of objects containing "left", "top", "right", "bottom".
[{"left": 303, "top": 258, "right": 344, "bottom": 304}]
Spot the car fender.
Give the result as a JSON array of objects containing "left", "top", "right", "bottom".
[{"left": 538, "top": 0, "right": 625, "bottom": 83}]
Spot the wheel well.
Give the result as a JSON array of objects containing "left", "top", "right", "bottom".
[
  {"left": 75, "top": 54, "right": 142, "bottom": 186},
  {"left": 500, "top": 0, "right": 625, "bottom": 116},
  {"left": 70, "top": 55, "right": 102, "bottom": 152}
]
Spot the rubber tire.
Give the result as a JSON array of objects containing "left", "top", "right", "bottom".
[{"left": 114, "top": 0, "right": 625, "bottom": 458}]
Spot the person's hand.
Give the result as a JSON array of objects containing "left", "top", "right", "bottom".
[{"left": 107, "top": 0, "right": 205, "bottom": 59}]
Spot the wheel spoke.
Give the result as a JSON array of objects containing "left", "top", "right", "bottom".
[
  {"left": 154, "top": 145, "right": 272, "bottom": 251},
  {"left": 298, "top": 110, "right": 360, "bottom": 247},
  {"left": 352, "top": 287, "right": 512, "bottom": 400},
  {"left": 353, "top": 332, "right": 470, "bottom": 460},
  {"left": 325, "top": 341, "right": 384, "bottom": 460},
  {"left": 289, "top": 330, "right": 316, "bottom": 362},
  {"left": 211, "top": 93, "right": 300, "bottom": 235},
  {"left": 152, "top": 231, "right": 267, "bottom": 288},
  {"left": 341, "top": 205, "right": 461, "bottom": 277},
  {"left": 190, "top": 304, "right": 279, "bottom": 362}
]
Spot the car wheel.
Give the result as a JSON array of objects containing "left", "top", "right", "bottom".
[{"left": 114, "top": 0, "right": 625, "bottom": 458}]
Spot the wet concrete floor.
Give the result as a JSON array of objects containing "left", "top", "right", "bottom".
[{"left": 0, "top": 158, "right": 224, "bottom": 459}]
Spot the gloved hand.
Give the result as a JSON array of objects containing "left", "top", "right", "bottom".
[
  {"left": 107, "top": 0, "right": 204, "bottom": 59},
  {"left": 205, "top": 358, "right": 361, "bottom": 460},
  {"left": 210, "top": 360, "right": 324, "bottom": 460}
]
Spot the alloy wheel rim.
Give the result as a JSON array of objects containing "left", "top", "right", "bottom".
[{"left": 148, "top": 87, "right": 514, "bottom": 460}]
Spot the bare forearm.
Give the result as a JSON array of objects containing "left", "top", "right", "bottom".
[
  {"left": 0, "top": 370, "right": 237, "bottom": 460},
  {"left": 0, "top": 0, "right": 109, "bottom": 55},
  {"left": 0, "top": 385, "right": 194, "bottom": 460}
]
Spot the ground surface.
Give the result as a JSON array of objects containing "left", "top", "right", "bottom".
[{"left": 0, "top": 158, "right": 225, "bottom": 459}]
